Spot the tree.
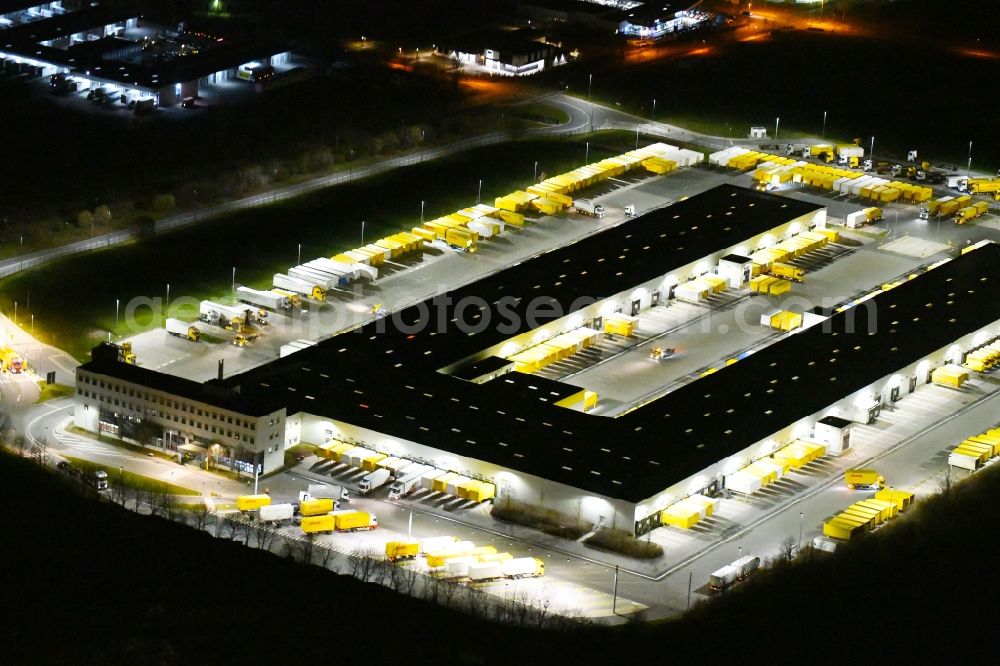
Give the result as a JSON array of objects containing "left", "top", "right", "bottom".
[
  {"left": 349, "top": 546, "right": 382, "bottom": 582},
  {"left": 190, "top": 502, "right": 211, "bottom": 532},
  {"left": 151, "top": 193, "right": 175, "bottom": 214},
  {"left": 775, "top": 535, "right": 797, "bottom": 565},
  {"left": 76, "top": 210, "right": 94, "bottom": 229},
  {"left": 93, "top": 205, "right": 112, "bottom": 225},
  {"left": 250, "top": 523, "right": 277, "bottom": 551}
]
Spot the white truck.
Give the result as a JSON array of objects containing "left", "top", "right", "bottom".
[
  {"left": 273, "top": 273, "right": 327, "bottom": 301},
  {"left": 258, "top": 503, "right": 294, "bottom": 523},
  {"left": 573, "top": 198, "right": 605, "bottom": 218},
  {"left": 236, "top": 286, "right": 292, "bottom": 311},
  {"left": 165, "top": 318, "right": 201, "bottom": 341},
  {"left": 358, "top": 468, "right": 391, "bottom": 494},
  {"left": 388, "top": 464, "right": 433, "bottom": 499},
  {"left": 709, "top": 555, "right": 760, "bottom": 591},
  {"left": 306, "top": 483, "right": 350, "bottom": 502},
  {"left": 947, "top": 175, "right": 969, "bottom": 192},
  {"left": 199, "top": 301, "right": 265, "bottom": 328}
]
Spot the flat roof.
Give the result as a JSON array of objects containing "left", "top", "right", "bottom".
[
  {"left": 219, "top": 186, "right": 835, "bottom": 502},
  {"left": 79, "top": 353, "right": 281, "bottom": 417}
]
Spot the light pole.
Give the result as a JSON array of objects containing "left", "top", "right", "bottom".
[
  {"left": 13, "top": 301, "right": 17, "bottom": 326},
  {"left": 297, "top": 242, "right": 302, "bottom": 265},
  {"left": 585, "top": 141, "right": 590, "bottom": 164},
  {"left": 420, "top": 200, "right": 425, "bottom": 223},
  {"left": 533, "top": 161, "right": 538, "bottom": 183},
  {"left": 870, "top": 136, "right": 875, "bottom": 162},
  {"left": 774, "top": 116, "right": 780, "bottom": 142},
  {"left": 967, "top": 140, "right": 973, "bottom": 176},
  {"left": 611, "top": 564, "right": 619, "bottom": 615},
  {"left": 588, "top": 73, "right": 592, "bottom": 99},
  {"left": 477, "top": 179, "right": 482, "bottom": 204},
  {"left": 652, "top": 97, "right": 656, "bottom": 119},
  {"left": 361, "top": 220, "right": 365, "bottom": 245},
  {"left": 165, "top": 283, "right": 170, "bottom": 311},
  {"left": 822, "top": 110, "right": 827, "bottom": 138},
  {"left": 115, "top": 298, "right": 119, "bottom": 333},
  {"left": 231, "top": 267, "right": 236, "bottom": 293},
  {"left": 31, "top": 314, "right": 34, "bottom": 336},
  {"left": 798, "top": 511, "right": 804, "bottom": 553}
]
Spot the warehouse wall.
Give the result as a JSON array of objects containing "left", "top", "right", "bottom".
[
  {"left": 633, "top": 313, "right": 1000, "bottom": 526},
  {"left": 450, "top": 206, "right": 827, "bottom": 369},
  {"left": 293, "top": 414, "right": 637, "bottom": 530}
]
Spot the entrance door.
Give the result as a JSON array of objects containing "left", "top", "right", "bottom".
[
  {"left": 592, "top": 316, "right": 603, "bottom": 331},
  {"left": 630, "top": 299, "right": 641, "bottom": 316},
  {"left": 908, "top": 375, "right": 917, "bottom": 393},
  {"left": 651, "top": 290, "right": 661, "bottom": 306},
  {"left": 890, "top": 386, "right": 901, "bottom": 402}
]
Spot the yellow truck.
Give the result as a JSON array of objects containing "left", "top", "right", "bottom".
[
  {"left": 333, "top": 510, "right": 378, "bottom": 531},
  {"left": 844, "top": 469, "right": 885, "bottom": 490},
  {"left": 0, "top": 347, "right": 26, "bottom": 373},
  {"left": 299, "top": 498, "right": 335, "bottom": 516},
  {"left": 967, "top": 178, "right": 1000, "bottom": 197},
  {"left": 236, "top": 494, "right": 272, "bottom": 512},
  {"left": 385, "top": 540, "right": 420, "bottom": 561},
  {"left": 768, "top": 262, "right": 805, "bottom": 282},
  {"left": 301, "top": 514, "right": 336, "bottom": 535}
]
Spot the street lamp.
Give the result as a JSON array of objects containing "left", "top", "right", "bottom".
[
  {"left": 798, "top": 511, "right": 804, "bottom": 553},
  {"left": 231, "top": 267, "right": 236, "bottom": 293},
  {"left": 588, "top": 73, "right": 592, "bottom": 99},
  {"left": 652, "top": 97, "right": 656, "bottom": 119},
  {"left": 361, "top": 220, "right": 365, "bottom": 245},
  {"left": 585, "top": 141, "right": 590, "bottom": 164},
  {"left": 477, "top": 179, "right": 482, "bottom": 204},
  {"left": 13, "top": 301, "right": 17, "bottom": 326},
  {"left": 533, "top": 161, "right": 538, "bottom": 183},
  {"left": 297, "top": 242, "right": 302, "bottom": 265},
  {"left": 420, "top": 200, "right": 425, "bottom": 223},
  {"left": 967, "top": 140, "right": 973, "bottom": 176},
  {"left": 115, "top": 298, "right": 119, "bottom": 333},
  {"left": 870, "top": 136, "right": 875, "bottom": 162},
  {"left": 822, "top": 110, "right": 827, "bottom": 138},
  {"left": 165, "top": 283, "right": 170, "bottom": 311},
  {"left": 774, "top": 116, "right": 780, "bottom": 142}
]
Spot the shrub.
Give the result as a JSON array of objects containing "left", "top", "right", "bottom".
[
  {"left": 587, "top": 528, "right": 664, "bottom": 560},
  {"left": 491, "top": 499, "right": 591, "bottom": 540}
]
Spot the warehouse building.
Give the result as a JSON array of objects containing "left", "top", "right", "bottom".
[
  {"left": 442, "top": 33, "right": 566, "bottom": 77},
  {"left": 617, "top": 2, "right": 711, "bottom": 40},
  {"left": 0, "top": 1, "right": 293, "bottom": 106},
  {"left": 74, "top": 187, "right": 1000, "bottom": 536}
]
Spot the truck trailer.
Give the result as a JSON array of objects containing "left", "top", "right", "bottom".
[
  {"left": 306, "top": 484, "right": 350, "bottom": 502},
  {"left": 299, "top": 498, "right": 336, "bottom": 516},
  {"left": 237, "top": 494, "right": 271, "bottom": 512},
  {"left": 236, "top": 286, "right": 292, "bottom": 311},
  {"left": 259, "top": 503, "right": 294, "bottom": 523},
  {"left": 845, "top": 469, "right": 885, "bottom": 490},
  {"left": 273, "top": 273, "right": 327, "bottom": 301},
  {"left": 332, "top": 510, "right": 378, "bottom": 531},
  {"left": 358, "top": 468, "right": 391, "bottom": 494},
  {"left": 165, "top": 318, "right": 201, "bottom": 341},
  {"left": 388, "top": 465, "right": 434, "bottom": 499}
]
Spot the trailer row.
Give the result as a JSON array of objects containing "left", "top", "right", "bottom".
[
  {"left": 674, "top": 272, "right": 728, "bottom": 304},
  {"left": 316, "top": 442, "right": 497, "bottom": 503},
  {"left": 963, "top": 336, "right": 1000, "bottom": 373},
  {"left": 392, "top": 537, "right": 545, "bottom": 581},
  {"left": 495, "top": 142, "right": 702, "bottom": 215},
  {"left": 931, "top": 363, "right": 970, "bottom": 389},
  {"left": 822, "top": 489, "right": 914, "bottom": 541},
  {"left": 724, "top": 439, "right": 828, "bottom": 496},
  {"left": 761, "top": 309, "right": 803, "bottom": 332},
  {"left": 947, "top": 427, "right": 1000, "bottom": 472},
  {"left": 504, "top": 326, "right": 603, "bottom": 374},
  {"left": 660, "top": 493, "right": 719, "bottom": 529}
]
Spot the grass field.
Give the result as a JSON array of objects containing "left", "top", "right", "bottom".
[
  {"left": 65, "top": 456, "right": 198, "bottom": 496},
  {"left": 36, "top": 383, "right": 74, "bottom": 403},
  {"left": 0, "top": 134, "right": 640, "bottom": 360}
]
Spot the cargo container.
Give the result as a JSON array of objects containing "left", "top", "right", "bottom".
[
  {"left": 445, "top": 557, "right": 478, "bottom": 578},
  {"left": 768, "top": 262, "right": 804, "bottom": 282},
  {"left": 360, "top": 452, "right": 388, "bottom": 472},
  {"left": 236, "top": 494, "right": 271, "bottom": 512},
  {"left": 346, "top": 447, "right": 375, "bottom": 468},
  {"left": 874, "top": 488, "right": 914, "bottom": 511},
  {"left": 299, "top": 498, "right": 335, "bottom": 517},
  {"left": 419, "top": 536, "right": 460, "bottom": 554},
  {"left": 420, "top": 469, "right": 449, "bottom": 492},
  {"left": 845, "top": 469, "right": 884, "bottom": 490},
  {"left": 385, "top": 540, "right": 420, "bottom": 561},
  {"left": 468, "top": 560, "right": 504, "bottom": 582},
  {"left": 332, "top": 510, "right": 378, "bottom": 531},
  {"left": 823, "top": 517, "right": 865, "bottom": 541},
  {"left": 259, "top": 503, "right": 294, "bottom": 523},
  {"left": 301, "top": 514, "right": 335, "bottom": 534},
  {"left": 432, "top": 472, "right": 460, "bottom": 494}
]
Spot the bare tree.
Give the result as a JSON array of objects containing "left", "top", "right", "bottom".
[
  {"left": 349, "top": 546, "right": 382, "bottom": 583},
  {"left": 190, "top": 502, "right": 211, "bottom": 532},
  {"left": 250, "top": 524, "right": 277, "bottom": 552},
  {"left": 388, "top": 561, "right": 418, "bottom": 596},
  {"left": 314, "top": 544, "right": 336, "bottom": 570},
  {"left": 776, "top": 535, "right": 797, "bottom": 564},
  {"left": 285, "top": 535, "right": 314, "bottom": 565}
]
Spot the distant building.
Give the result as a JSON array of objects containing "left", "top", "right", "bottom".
[
  {"left": 443, "top": 34, "right": 566, "bottom": 77},
  {"left": 0, "top": 0, "right": 296, "bottom": 107},
  {"left": 617, "top": 2, "right": 711, "bottom": 40}
]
